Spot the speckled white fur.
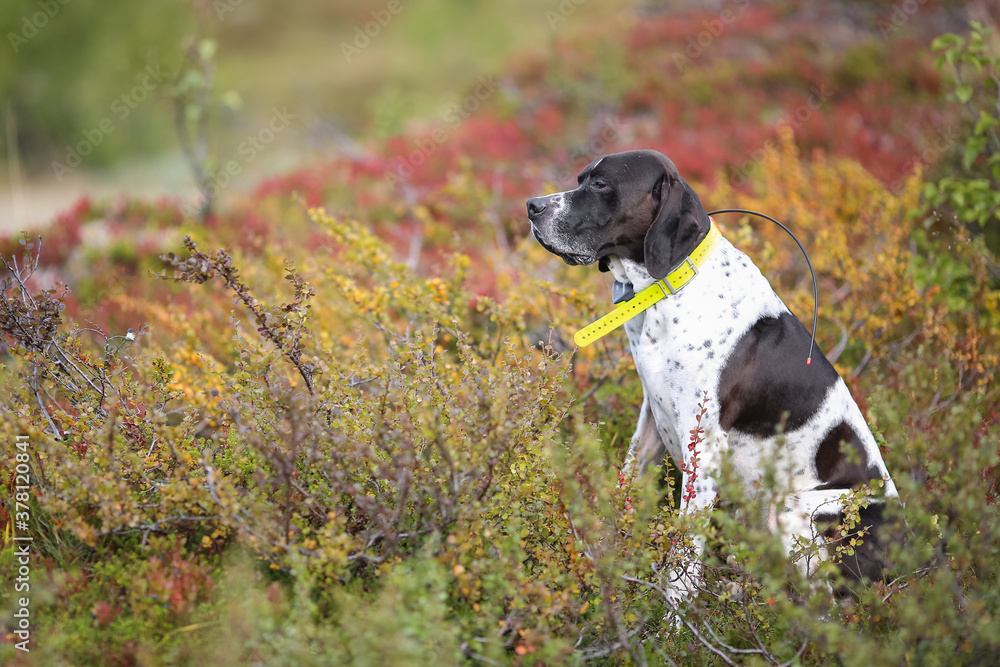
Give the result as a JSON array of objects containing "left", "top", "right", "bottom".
[{"left": 606, "top": 236, "right": 897, "bottom": 589}]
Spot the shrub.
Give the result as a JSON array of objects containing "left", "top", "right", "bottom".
[
  {"left": 3, "top": 133, "right": 999, "bottom": 663},
  {"left": 924, "top": 22, "right": 1000, "bottom": 250}
]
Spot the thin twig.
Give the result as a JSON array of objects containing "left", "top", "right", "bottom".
[{"left": 622, "top": 574, "right": 738, "bottom": 667}]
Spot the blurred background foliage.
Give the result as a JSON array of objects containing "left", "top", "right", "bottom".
[
  {"left": 0, "top": 0, "right": 622, "bottom": 177},
  {"left": 0, "top": 1, "right": 191, "bottom": 170}
]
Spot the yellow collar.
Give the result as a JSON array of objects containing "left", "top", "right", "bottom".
[{"left": 573, "top": 220, "right": 722, "bottom": 347}]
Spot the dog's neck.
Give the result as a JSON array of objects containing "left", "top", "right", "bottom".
[{"left": 604, "top": 255, "right": 656, "bottom": 293}]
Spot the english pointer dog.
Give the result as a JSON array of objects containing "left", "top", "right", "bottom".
[{"left": 527, "top": 150, "right": 897, "bottom": 598}]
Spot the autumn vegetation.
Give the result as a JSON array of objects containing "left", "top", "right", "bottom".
[{"left": 2, "top": 4, "right": 1000, "bottom": 665}]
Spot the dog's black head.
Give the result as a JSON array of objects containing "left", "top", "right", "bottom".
[{"left": 526, "top": 150, "right": 711, "bottom": 279}]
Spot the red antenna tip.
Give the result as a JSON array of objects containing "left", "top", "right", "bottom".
[{"left": 806, "top": 357, "right": 812, "bottom": 365}]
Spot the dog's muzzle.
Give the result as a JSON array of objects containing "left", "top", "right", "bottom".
[
  {"left": 527, "top": 196, "right": 594, "bottom": 266},
  {"left": 527, "top": 197, "right": 562, "bottom": 257}
]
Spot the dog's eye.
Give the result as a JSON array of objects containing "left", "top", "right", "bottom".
[{"left": 592, "top": 181, "right": 608, "bottom": 190}]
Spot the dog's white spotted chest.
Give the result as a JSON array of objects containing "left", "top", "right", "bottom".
[
  {"left": 612, "top": 239, "right": 896, "bottom": 498},
  {"left": 615, "top": 239, "right": 787, "bottom": 472}
]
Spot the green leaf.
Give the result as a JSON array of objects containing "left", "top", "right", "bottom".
[
  {"left": 185, "top": 104, "right": 204, "bottom": 123},
  {"left": 973, "top": 112, "right": 998, "bottom": 135},
  {"left": 963, "top": 138, "right": 986, "bottom": 170},
  {"left": 932, "top": 34, "right": 962, "bottom": 52},
  {"left": 221, "top": 90, "right": 244, "bottom": 111},
  {"left": 198, "top": 39, "right": 217, "bottom": 62},
  {"left": 180, "top": 70, "right": 204, "bottom": 91},
  {"left": 955, "top": 84, "right": 973, "bottom": 103}
]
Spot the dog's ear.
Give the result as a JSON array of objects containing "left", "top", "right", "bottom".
[{"left": 643, "top": 172, "right": 711, "bottom": 280}]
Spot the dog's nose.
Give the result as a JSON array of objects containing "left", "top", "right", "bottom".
[{"left": 526, "top": 197, "right": 547, "bottom": 219}]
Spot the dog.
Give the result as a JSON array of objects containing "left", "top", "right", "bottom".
[{"left": 527, "top": 149, "right": 897, "bottom": 598}]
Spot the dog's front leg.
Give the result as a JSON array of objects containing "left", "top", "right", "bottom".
[
  {"left": 664, "top": 429, "right": 725, "bottom": 611},
  {"left": 620, "top": 392, "right": 665, "bottom": 486}
]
